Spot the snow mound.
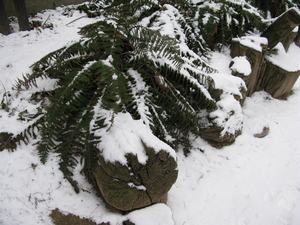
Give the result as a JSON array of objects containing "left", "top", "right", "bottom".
[
  {"left": 96, "top": 112, "right": 176, "bottom": 165},
  {"left": 233, "top": 36, "right": 268, "bottom": 52},
  {"left": 230, "top": 56, "right": 252, "bottom": 76},
  {"left": 266, "top": 42, "right": 300, "bottom": 72},
  {"left": 126, "top": 203, "right": 174, "bottom": 225}
]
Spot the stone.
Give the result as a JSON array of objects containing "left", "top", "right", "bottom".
[{"left": 92, "top": 141, "right": 178, "bottom": 212}]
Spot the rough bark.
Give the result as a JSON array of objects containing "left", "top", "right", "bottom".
[
  {"left": 261, "top": 8, "right": 300, "bottom": 50},
  {"left": 0, "top": 0, "right": 11, "bottom": 35},
  {"left": 281, "top": 30, "right": 298, "bottom": 52},
  {"left": 13, "top": 0, "right": 30, "bottom": 31},
  {"left": 230, "top": 39, "right": 267, "bottom": 96},
  {"left": 258, "top": 60, "right": 300, "bottom": 99},
  {"left": 295, "top": 26, "right": 300, "bottom": 47}
]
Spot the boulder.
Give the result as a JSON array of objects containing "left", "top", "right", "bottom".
[{"left": 92, "top": 141, "right": 178, "bottom": 212}]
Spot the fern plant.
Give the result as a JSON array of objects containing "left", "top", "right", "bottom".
[
  {"left": 13, "top": 10, "right": 217, "bottom": 191},
  {"left": 186, "top": 0, "right": 266, "bottom": 50},
  {"left": 5, "top": 0, "right": 261, "bottom": 191}
]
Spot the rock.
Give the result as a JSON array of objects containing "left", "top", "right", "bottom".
[
  {"left": 92, "top": 141, "right": 178, "bottom": 212},
  {"left": 253, "top": 126, "right": 270, "bottom": 138}
]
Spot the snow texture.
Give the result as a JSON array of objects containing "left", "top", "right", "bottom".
[
  {"left": 209, "top": 73, "right": 245, "bottom": 135},
  {"left": 95, "top": 112, "right": 176, "bottom": 165},
  {"left": 266, "top": 42, "right": 300, "bottom": 72},
  {"left": 230, "top": 56, "right": 252, "bottom": 76},
  {"left": 1, "top": 4, "right": 300, "bottom": 225},
  {"left": 233, "top": 36, "right": 268, "bottom": 52}
]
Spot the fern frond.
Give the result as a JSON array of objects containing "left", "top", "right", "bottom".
[{"left": 129, "top": 25, "right": 183, "bottom": 69}]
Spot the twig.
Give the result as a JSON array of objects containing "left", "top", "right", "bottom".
[
  {"left": 66, "top": 15, "right": 88, "bottom": 26},
  {"left": 0, "top": 81, "right": 9, "bottom": 107},
  {"left": 41, "top": 15, "right": 51, "bottom": 28}
]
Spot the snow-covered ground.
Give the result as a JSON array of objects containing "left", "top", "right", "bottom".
[{"left": 1, "top": 6, "right": 300, "bottom": 225}]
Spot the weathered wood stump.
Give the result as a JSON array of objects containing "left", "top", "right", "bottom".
[
  {"left": 295, "top": 26, "right": 300, "bottom": 47},
  {"left": 261, "top": 8, "right": 300, "bottom": 50},
  {"left": 259, "top": 60, "right": 300, "bottom": 99},
  {"left": 230, "top": 8, "right": 300, "bottom": 100},
  {"left": 93, "top": 142, "right": 178, "bottom": 212},
  {"left": 230, "top": 36, "right": 267, "bottom": 96},
  {"left": 281, "top": 28, "right": 298, "bottom": 52}
]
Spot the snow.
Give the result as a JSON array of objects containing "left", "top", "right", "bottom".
[
  {"left": 233, "top": 36, "right": 268, "bottom": 52},
  {"left": 95, "top": 112, "right": 176, "bottom": 165},
  {"left": 265, "top": 42, "right": 300, "bottom": 72},
  {"left": 230, "top": 56, "right": 252, "bottom": 76},
  {"left": 125, "top": 203, "right": 174, "bottom": 225},
  {"left": 1, "top": 4, "right": 300, "bottom": 225},
  {"left": 208, "top": 72, "right": 245, "bottom": 135}
]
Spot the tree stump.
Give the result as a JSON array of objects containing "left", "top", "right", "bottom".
[
  {"left": 13, "top": 0, "right": 30, "bottom": 31},
  {"left": 92, "top": 142, "right": 178, "bottom": 212},
  {"left": 258, "top": 60, "right": 300, "bottom": 99},
  {"left": 230, "top": 36, "right": 267, "bottom": 96},
  {"left": 261, "top": 8, "right": 300, "bottom": 50},
  {"left": 295, "top": 26, "right": 300, "bottom": 47},
  {"left": 0, "top": 0, "right": 11, "bottom": 35},
  {"left": 281, "top": 28, "right": 298, "bottom": 52}
]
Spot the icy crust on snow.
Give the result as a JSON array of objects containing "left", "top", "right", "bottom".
[
  {"left": 209, "top": 73, "right": 245, "bottom": 135},
  {"left": 230, "top": 56, "right": 252, "bottom": 76},
  {"left": 266, "top": 42, "right": 300, "bottom": 72},
  {"left": 233, "top": 36, "right": 268, "bottom": 52},
  {"left": 94, "top": 112, "right": 176, "bottom": 165}
]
